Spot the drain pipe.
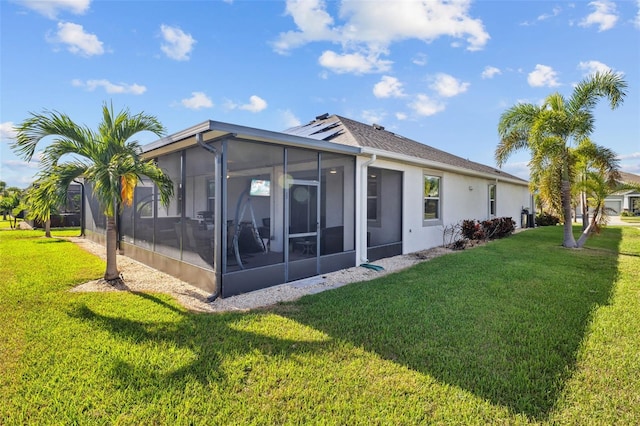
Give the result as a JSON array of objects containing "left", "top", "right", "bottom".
[
  {"left": 196, "top": 132, "right": 221, "bottom": 303},
  {"left": 360, "top": 154, "right": 376, "bottom": 263}
]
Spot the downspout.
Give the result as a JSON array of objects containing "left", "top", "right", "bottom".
[
  {"left": 360, "top": 154, "right": 376, "bottom": 263},
  {"left": 196, "top": 132, "right": 220, "bottom": 302},
  {"left": 73, "top": 179, "right": 85, "bottom": 237}
]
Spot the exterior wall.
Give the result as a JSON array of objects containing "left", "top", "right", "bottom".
[{"left": 357, "top": 157, "right": 531, "bottom": 257}]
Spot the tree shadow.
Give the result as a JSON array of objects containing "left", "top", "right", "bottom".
[
  {"left": 274, "top": 228, "right": 623, "bottom": 420},
  {"left": 66, "top": 300, "right": 331, "bottom": 392}
]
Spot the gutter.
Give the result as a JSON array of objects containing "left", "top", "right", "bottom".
[
  {"left": 360, "top": 154, "right": 376, "bottom": 263},
  {"left": 360, "top": 147, "right": 528, "bottom": 186},
  {"left": 196, "top": 132, "right": 221, "bottom": 303}
]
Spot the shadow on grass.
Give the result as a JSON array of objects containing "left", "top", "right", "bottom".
[
  {"left": 66, "top": 301, "right": 331, "bottom": 391},
  {"left": 62, "top": 227, "right": 623, "bottom": 421},
  {"left": 275, "top": 227, "right": 623, "bottom": 420}
]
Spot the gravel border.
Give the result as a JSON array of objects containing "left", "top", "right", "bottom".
[{"left": 69, "top": 237, "right": 454, "bottom": 313}]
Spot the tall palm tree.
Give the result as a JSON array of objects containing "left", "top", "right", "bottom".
[
  {"left": 496, "top": 71, "right": 627, "bottom": 248},
  {"left": 13, "top": 103, "right": 174, "bottom": 283}
]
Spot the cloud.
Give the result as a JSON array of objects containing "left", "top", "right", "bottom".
[
  {"left": 618, "top": 152, "right": 640, "bottom": 173},
  {"left": 0, "top": 122, "right": 17, "bottom": 141},
  {"left": 429, "top": 73, "right": 469, "bottom": 97},
  {"left": 578, "top": 60, "right": 612, "bottom": 76},
  {"left": 409, "top": 94, "right": 445, "bottom": 117},
  {"left": 482, "top": 66, "right": 501, "bottom": 79},
  {"left": 318, "top": 50, "right": 391, "bottom": 74},
  {"left": 498, "top": 161, "right": 530, "bottom": 180},
  {"left": 227, "top": 95, "right": 268, "bottom": 113},
  {"left": 19, "top": 0, "right": 90, "bottom": 19},
  {"left": 72, "top": 79, "right": 146, "bottom": 94},
  {"left": 274, "top": 0, "right": 489, "bottom": 74},
  {"left": 412, "top": 53, "right": 428, "bottom": 66},
  {"left": 49, "top": 22, "right": 104, "bottom": 56},
  {"left": 521, "top": 5, "right": 562, "bottom": 26},
  {"left": 361, "top": 110, "right": 386, "bottom": 124},
  {"left": 579, "top": 0, "right": 618, "bottom": 31},
  {"left": 160, "top": 24, "right": 196, "bottom": 61},
  {"left": 280, "top": 109, "right": 301, "bottom": 129},
  {"left": 635, "top": 0, "right": 640, "bottom": 29},
  {"left": 527, "top": 64, "right": 560, "bottom": 87},
  {"left": 373, "top": 76, "right": 405, "bottom": 98},
  {"left": 181, "top": 92, "right": 213, "bottom": 110},
  {"left": 395, "top": 112, "right": 408, "bottom": 120}
]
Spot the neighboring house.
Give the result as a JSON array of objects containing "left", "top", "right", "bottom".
[
  {"left": 82, "top": 114, "right": 531, "bottom": 298},
  {"left": 604, "top": 171, "right": 640, "bottom": 215}
]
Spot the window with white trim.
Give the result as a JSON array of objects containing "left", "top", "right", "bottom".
[{"left": 423, "top": 175, "right": 440, "bottom": 221}]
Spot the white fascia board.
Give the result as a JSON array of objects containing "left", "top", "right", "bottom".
[
  {"left": 360, "top": 147, "right": 529, "bottom": 186},
  {"left": 143, "top": 120, "right": 361, "bottom": 156}
]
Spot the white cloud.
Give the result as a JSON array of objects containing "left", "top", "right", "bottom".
[
  {"left": 578, "top": 60, "right": 612, "bottom": 76},
  {"left": 281, "top": 109, "right": 301, "bottom": 129},
  {"left": 274, "top": 0, "right": 489, "bottom": 74},
  {"left": 580, "top": 0, "right": 618, "bottom": 31},
  {"left": 537, "top": 6, "right": 562, "bottom": 22},
  {"left": 498, "top": 161, "right": 530, "bottom": 180},
  {"left": 226, "top": 95, "right": 267, "bottom": 112},
  {"left": 395, "top": 112, "right": 408, "bottom": 120},
  {"left": 160, "top": 24, "right": 196, "bottom": 61},
  {"left": 318, "top": 50, "right": 391, "bottom": 74},
  {"left": 361, "top": 110, "right": 386, "bottom": 124},
  {"left": 373, "top": 76, "right": 405, "bottom": 98},
  {"left": 429, "top": 73, "right": 469, "bottom": 97},
  {"left": 527, "top": 64, "right": 560, "bottom": 87},
  {"left": 0, "top": 122, "right": 17, "bottom": 141},
  {"left": 412, "top": 53, "right": 428, "bottom": 66},
  {"left": 72, "top": 79, "right": 146, "bottom": 94},
  {"left": 409, "top": 94, "right": 445, "bottom": 116},
  {"left": 50, "top": 22, "right": 104, "bottom": 56},
  {"left": 635, "top": 0, "right": 640, "bottom": 29},
  {"left": 19, "top": 0, "right": 90, "bottom": 19},
  {"left": 618, "top": 152, "right": 640, "bottom": 174},
  {"left": 482, "top": 66, "right": 501, "bottom": 79},
  {"left": 181, "top": 92, "right": 213, "bottom": 110},
  {"left": 618, "top": 152, "right": 640, "bottom": 160}
]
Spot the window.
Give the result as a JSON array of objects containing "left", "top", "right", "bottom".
[
  {"left": 367, "top": 169, "right": 381, "bottom": 226},
  {"left": 423, "top": 175, "right": 440, "bottom": 221},
  {"left": 489, "top": 184, "right": 496, "bottom": 217}
]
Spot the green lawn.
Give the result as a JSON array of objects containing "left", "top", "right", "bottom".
[
  {"left": 1, "top": 226, "right": 638, "bottom": 424},
  {"left": 620, "top": 215, "right": 640, "bottom": 223}
]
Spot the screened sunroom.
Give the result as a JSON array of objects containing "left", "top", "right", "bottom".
[{"left": 84, "top": 121, "right": 359, "bottom": 298}]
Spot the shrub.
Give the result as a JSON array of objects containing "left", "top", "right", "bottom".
[
  {"left": 461, "top": 219, "right": 485, "bottom": 240},
  {"left": 535, "top": 212, "right": 560, "bottom": 226},
  {"left": 460, "top": 217, "right": 515, "bottom": 241}
]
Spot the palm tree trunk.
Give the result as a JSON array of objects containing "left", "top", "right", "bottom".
[
  {"left": 44, "top": 219, "right": 51, "bottom": 238},
  {"left": 104, "top": 215, "right": 120, "bottom": 282},
  {"left": 561, "top": 178, "right": 577, "bottom": 248}
]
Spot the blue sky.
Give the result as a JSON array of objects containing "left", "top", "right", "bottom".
[{"left": 1, "top": 0, "right": 639, "bottom": 188}]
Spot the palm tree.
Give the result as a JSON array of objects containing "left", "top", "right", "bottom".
[
  {"left": 13, "top": 103, "right": 174, "bottom": 283},
  {"left": 496, "top": 71, "right": 627, "bottom": 248}
]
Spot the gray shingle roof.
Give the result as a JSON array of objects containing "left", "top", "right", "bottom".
[{"left": 284, "top": 114, "right": 527, "bottom": 183}]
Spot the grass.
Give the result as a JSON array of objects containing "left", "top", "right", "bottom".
[
  {"left": 1, "top": 226, "right": 638, "bottom": 424},
  {"left": 620, "top": 215, "right": 640, "bottom": 223}
]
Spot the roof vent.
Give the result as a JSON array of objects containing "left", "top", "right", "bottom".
[
  {"left": 315, "top": 113, "right": 329, "bottom": 120},
  {"left": 372, "top": 123, "right": 385, "bottom": 131}
]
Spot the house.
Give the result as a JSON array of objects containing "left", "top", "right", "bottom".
[
  {"left": 82, "top": 114, "right": 531, "bottom": 298},
  {"left": 604, "top": 171, "right": 640, "bottom": 215}
]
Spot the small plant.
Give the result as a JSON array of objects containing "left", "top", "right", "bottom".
[{"left": 536, "top": 212, "right": 560, "bottom": 226}]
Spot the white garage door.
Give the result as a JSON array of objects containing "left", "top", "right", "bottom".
[{"left": 605, "top": 200, "right": 622, "bottom": 214}]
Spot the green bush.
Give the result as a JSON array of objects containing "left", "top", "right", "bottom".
[{"left": 536, "top": 212, "right": 560, "bottom": 226}]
